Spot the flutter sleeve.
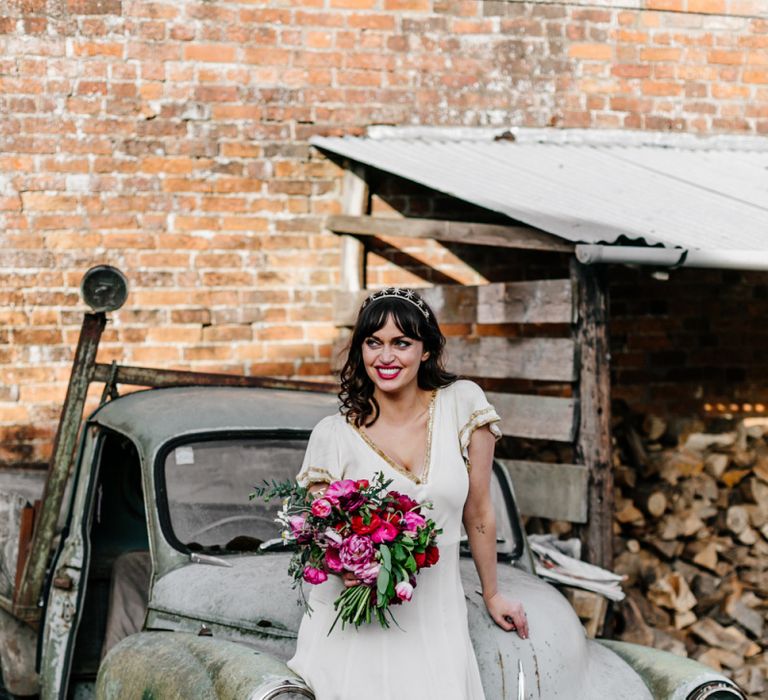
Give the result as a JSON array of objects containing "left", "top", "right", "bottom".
[
  {"left": 455, "top": 380, "right": 503, "bottom": 461},
  {"left": 296, "top": 415, "right": 345, "bottom": 487}
]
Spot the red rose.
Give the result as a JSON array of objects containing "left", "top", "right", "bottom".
[
  {"left": 425, "top": 545, "right": 440, "bottom": 567},
  {"left": 356, "top": 479, "right": 369, "bottom": 490},
  {"left": 392, "top": 492, "right": 419, "bottom": 513},
  {"left": 413, "top": 551, "right": 427, "bottom": 568},
  {"left": 351, "top": 513, "right": 381, "bottom": 535}
]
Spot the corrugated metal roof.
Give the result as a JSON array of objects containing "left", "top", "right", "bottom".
[{"left": 310, "top": 130, "right": 768, "bottom": 250}]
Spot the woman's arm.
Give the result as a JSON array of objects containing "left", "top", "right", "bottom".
[{"left": 462, "top": 426, "right": 529, "bottom": 639}]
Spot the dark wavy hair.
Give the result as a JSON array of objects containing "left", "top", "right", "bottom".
[{"left": 339, "top": 292, "right": 457, "bottom": 427}]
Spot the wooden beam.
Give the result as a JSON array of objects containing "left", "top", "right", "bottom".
[
  {"left": 339, "top": 166, "right": 369, "bottom": 292},
  {"left": 499, "top": 459, "right": 589, "bottom": 523},
  {"left": 445, "top": 337, "right": 575, "bottom": 382},
  {"left": 334, "top": 279, "right": 573, "bottom": 326},
  {"left": 327, "top": 214, "right": 572, "bottom": 253},
  {"left": 572, "top": 260, "right": 613, "bottom": 568},
  {"left": 488, "top": 392, "right": 576, "bottom": 442}
]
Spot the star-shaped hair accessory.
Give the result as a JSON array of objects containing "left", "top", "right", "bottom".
[{"left": 360, "top": 287, "right": 430, "bottom": 319}]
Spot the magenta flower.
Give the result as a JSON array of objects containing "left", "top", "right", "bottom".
[
  {"left": 402, "top": 511, "right": 426, "bottom": 535},
  {"left": 395, "top": 581, "right": 414, "bottom": 601},
  {"left": 311, "top": 498, "right": 332, "bottom": 518},
  {"left": 339, "top": 534, "right": 375, "bottom": 571},
  {"left": 354, "top": 560, "right": 381, "bottom": 584},
  {"left": 325, "top": 547, "right": 344, "bottom": 573},
  {"left": 288, "top": 514, "right": 311, "bottom": 544},
  {"left": 371, "top": 521, "right": 398, "bottom": 544},
  {"left": 324, "top": 479, "right": 357, "bottom": 504},
  {"left": 303, "top": 566, "right": 328, "bottom": 585}
]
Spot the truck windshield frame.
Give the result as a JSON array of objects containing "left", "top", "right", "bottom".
[{"left": 155, "top": 429, "right": 311, "bottom": 555}]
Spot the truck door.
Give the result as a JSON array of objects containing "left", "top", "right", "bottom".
[{"left": 38, "top": 425, "right": 103, "bottom": 699}]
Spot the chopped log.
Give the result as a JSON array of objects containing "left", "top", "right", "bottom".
[
  {"left": 648, "top": 573, "right": 697, "bottom": 614},
  {"left": 726, "top": 505, "right": 750, "bottom": 536},
  {"left": 563, "top": 587, "right": 608, "bottom": 638},
  {"left": 704, "top": 453, "right": 730, "bottom": 479},
  {"left": 692, "top": 542, "right": 719, "bottom": 573},
  {"left": 643, "top": 414, "right": 667, "bottom": 441},
  {"left": 725, "top": 597, "right": 765, "bottom": 640},
  {"left": 690, "top": 618, "right": 761, "bottom": 658},
  {"left": 721, "top": 469, "right": 751, "bottom": 488}
]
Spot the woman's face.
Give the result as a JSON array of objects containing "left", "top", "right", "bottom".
[{"left": 361, "top": 315, "right": 428, "bottom": 395}]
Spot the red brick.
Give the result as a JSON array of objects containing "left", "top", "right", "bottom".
[
  {"left": 183, "top": 44, "right": 237, "bottom": 63},
  {"left": 569, "top": 43, "right": 613, "bottom": 60}
]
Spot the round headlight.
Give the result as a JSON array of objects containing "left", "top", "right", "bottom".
[
  {"left": 687, "top": 681, "right": 746, "bottom": 700},
  {"left": 80, "top": 265, "right": 129, "bottom": 312},
  {"left": 251, "top": 680, "right": 314, "bottom": 700}
]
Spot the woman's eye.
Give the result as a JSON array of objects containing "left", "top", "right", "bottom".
[
  {"left": 365, "top": 338, "right": 379, "bottom": 347},
  {"left": 395, "top": 340, "right": 411, "bottom": 348}
]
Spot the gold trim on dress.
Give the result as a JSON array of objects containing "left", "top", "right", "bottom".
[
  {"left": 297, "top": 465, "right": 336, "bottom": 487},
  {"left": 459, "top": 405, "right": 502, "bottom": 455},
  {"left": 352, "top": 389, "right": 438, "bottom": 485}
]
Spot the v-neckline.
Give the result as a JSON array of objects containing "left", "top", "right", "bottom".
[{"left": 351, "top": 389, "right": 438, "bottom": 485}]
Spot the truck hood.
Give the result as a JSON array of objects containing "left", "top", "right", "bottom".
[{"left": 148, "top": 553, "right": 653, "bottom": 699}]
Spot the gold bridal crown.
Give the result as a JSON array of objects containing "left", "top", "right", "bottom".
[{"left": 360, "top": 287, "right": 430, "bottom": 319}]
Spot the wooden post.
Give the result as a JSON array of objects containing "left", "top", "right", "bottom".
[
  {"left": 339, "top": 163, "right": 369, "bottom": 292},
  {"left": 572, "top": 259, "right": 613, "bottom": 569}
]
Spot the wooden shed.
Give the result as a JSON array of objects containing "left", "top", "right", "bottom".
[{"left": 311, "top": 127, "right": 768, "bottom": 570}]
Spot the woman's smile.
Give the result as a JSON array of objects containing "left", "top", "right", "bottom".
[{"left": 375, "top": 365, "right": 402, "bottom": 380}]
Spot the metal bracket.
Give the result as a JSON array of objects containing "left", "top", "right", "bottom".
[{"left": 99, "top": 360, "right": 120, "bottom": 406}]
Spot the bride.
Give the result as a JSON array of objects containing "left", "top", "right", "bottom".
[{"left": 288, "top": 287, "right": 528, "bottom": 699}]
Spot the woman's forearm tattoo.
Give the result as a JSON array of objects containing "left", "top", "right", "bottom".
[{"left": 475, "top": 523, "right": 486, "bottom": 534}]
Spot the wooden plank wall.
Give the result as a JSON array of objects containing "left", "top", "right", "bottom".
[{"left": 334, "top": 279, "right": 589, "bottom": 525}]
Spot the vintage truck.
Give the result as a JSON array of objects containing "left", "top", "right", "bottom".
[{"left": 0, "top": 267, "right": 746, "bottom": 699}]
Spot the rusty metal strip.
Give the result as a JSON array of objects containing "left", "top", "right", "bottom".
[
  {"left": 14, "top": 314, "right": 107, "bottom": 620},
  {"left": 90, "top": 364, "right": 337, "bottom": 394}
]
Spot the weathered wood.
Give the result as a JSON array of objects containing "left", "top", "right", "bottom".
[
  {"left": 334, "top": 279, "right": 573, "bottom": 326},
  {"left": 487, "top": 391, "right": 576, "bottom": 442},
  {"left": 327, "top": 214, "right": 573, "bottom": 253},
  {"left": 499, "top": 459, "right": 589, "bottom": 522},
  {"left": 339, "top": 165, "right": 368, "bottom": 293},
  {"left": 333, "top": 335, "right": 575, "bottom": 380},
  {"left": 445, "top": 337, "right": 575, "bottom": 382},
  {"left": 572, "top": 260, "right": 613, "bottom": 569}
]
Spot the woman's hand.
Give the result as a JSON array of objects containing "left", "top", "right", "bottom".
[
  {"left": 341, "top": 571, "right": 361, "bottom": 588},
  {"left": 483, "top": 592, "right": 529, "bottom": 639}
]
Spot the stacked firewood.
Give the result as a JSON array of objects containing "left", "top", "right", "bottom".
[{"left": 610, "top": 412, "right": 768, "bottom": 697}]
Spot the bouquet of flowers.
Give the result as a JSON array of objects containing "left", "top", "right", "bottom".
[{"left": 252, "top": 471, "right": 441, "bottom": 633}]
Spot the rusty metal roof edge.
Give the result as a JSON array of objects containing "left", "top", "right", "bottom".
[{"left": 353, "top": 126, "right": 768, "bottom": 152}]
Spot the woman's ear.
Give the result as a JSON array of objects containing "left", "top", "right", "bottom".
[{"left": 421, "top": 351, "right": 430, "bottom": 362}]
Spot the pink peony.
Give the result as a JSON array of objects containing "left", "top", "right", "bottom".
[
  {"left": 371, "top": 521, "right": 399, "bottom": 544},
  {"left": 324, "top": 479, "right": 357, "bottom": 504},
  {"left": 303, "top": 566, "right": 328, "bottom": 585},
  {"left": 324, "top": 547, "right": 344, "bottom": 573},
  {"left": 311, "top": 498, "right": 332, "bottom": 518},
  {"left": 339, "top": 534, "right": 375, "bottom": 571},
  {"left": 402, "top": 511, "right": 426, "bottom": 535},
  {"left": 354, "top": 560, "right": 381, "bottom": 584},
  {"left": 395, "top": 581, "right": 414, "bottom": 601},
  {"left": 288, "top": 514, "right": 311, "bottom": 543}
]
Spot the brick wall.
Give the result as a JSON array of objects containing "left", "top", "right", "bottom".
[
  {"left": 1, "top": 0, "right": 765, "bottom": 467},
  {"left": 610, "top": 268, "right": 768, "bottom": 419}
]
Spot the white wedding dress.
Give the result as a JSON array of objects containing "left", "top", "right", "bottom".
[{"left": 288, "top": 380, "right": 501, "bottom": 700}]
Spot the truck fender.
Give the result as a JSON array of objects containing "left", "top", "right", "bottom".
[
  {"left": 599, "top": 639, "right": 745, "bottom": 700},
  {"left": 0, "top": 607, "right": 39, "bottom": 696},
  {"left": 96, "top": 631, "right": 313, "bottom": 699}
]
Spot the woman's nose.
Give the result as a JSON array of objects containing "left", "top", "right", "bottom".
[{"left": 379, "top": 345, "right": 395, "bottom": 363}]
